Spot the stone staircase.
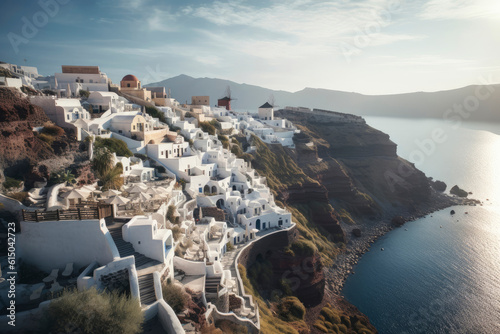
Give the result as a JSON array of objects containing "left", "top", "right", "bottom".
[
  {"left": 107, "top": 222, "right": 161, "bottom": 306},
  {"left": 205, "top": 276, "right": 221, "bottom": 294},
  {"left": 137, "top": 273, "right": 156, "bottom": 306}
]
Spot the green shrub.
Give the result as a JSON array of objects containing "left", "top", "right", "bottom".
[
  {"left": 3, "top": 177, "right": 23, "bottom": 190},
  {"left": 38, "top": 133, "right": 55, "bottom": 145},
  {"left": 277, "top": 296, "right": 306, "bottom": 322},
  {"left": 278, "top": 279, "right": 293, "bottom": 296},
  {"left": 321, "top": 307, "right": 341, "bottom": 324},
  {"left": 41, "top": 124, "right": 64, "bottom": 137},
  {"left": 79, "top": 89, "right": 90, "bottom": 99},
  {"left": 199, "top": 121, "right": 216, "bottom": 135},
  {"left": 290, "top": 239, "right": 317, "bottom": 257},
  {"left": 218, "top": 135, "right": 229, "bottom": 149},
  {"left": 231, "top": 145, "right": 242, "bottom": 156},
  {"left": 226, "top": 242, "right": 234, "bottom": 251},
  {"left": 314, "top": 321, "right": 328, "bottom": 333},
  {"left": 162, "top": 282, "right": 189, "bottom": 314},
  {"left": 145, "top": 106, "right": 166, "bottom": 123},
  {"left": 94, "top": 137, "right": 133, "bottom": 157},
  {"left": 45, "top": 287, "right": 143, "bottom": 334}
]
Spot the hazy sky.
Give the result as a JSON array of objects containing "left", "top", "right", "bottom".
[{"left": 1, "top": 0, "right": 499, "bottom": 94}]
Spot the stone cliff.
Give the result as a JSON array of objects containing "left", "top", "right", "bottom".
[
  {"left": 276, "top": 108, "right": 431, "bottom": 218},
  {"left": 0, "top": 88, "right": 54, "bottom": 179},
  {"left": 0, "top": 88, "right": 81, "bottom": 187}
]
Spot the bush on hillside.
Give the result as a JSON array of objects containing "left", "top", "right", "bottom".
[
  {"left": 44, "top": 287, "right": 143, "bottom": 334},
  {"left": 41, "top": 124, "right": 65, "bottom": 137},
  {"left": 162, "top": 282, "right": 189, "bottom": 314},
  {"left": 290, "top": 239, "right": 317, "bottom": 257},
  {"left": 145, "top": 106, "right": 166, "bottom": 123},
  {"left": 3, "top": 176, "right": 23, "bottom": 190},
  {"left": 277, "top": 296, "right": 306, "bottom": 322},
  {"left": 94, "top": 137, "right": 133, "bottom": 157}
]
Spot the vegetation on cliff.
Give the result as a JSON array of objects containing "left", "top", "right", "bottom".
[
  {"left": 238, "top": 264, "right": 307, "bottom": 334},
  {"left": 314, "top": 303, "right": 375, "bottom": 334},
  {"left": 43, "top": 287, "right": 143, "bottom": 334},
  {"left": 94, "top": 137, "right": 133, "bottom": 157}
]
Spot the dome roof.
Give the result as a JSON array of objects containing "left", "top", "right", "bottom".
[{"left": 121, "top": 74, "right": 139, "bottom": 82}]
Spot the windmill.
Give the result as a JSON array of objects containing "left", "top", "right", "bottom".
[{"left": 217, "top": 85, "right": 236, "bottom": 111}]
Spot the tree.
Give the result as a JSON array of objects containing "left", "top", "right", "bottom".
[
  {"left": 101, "top": 163, "right": 124, "bottom": 190},
  {"left": 79, "top": 89, "right": 90, "bottom": 99},
  {"left": 92, "top": 147, "right": 114, "bottom": 178},
  {"left": 44, "top": 287, "right": 143, "bottom": 334}
]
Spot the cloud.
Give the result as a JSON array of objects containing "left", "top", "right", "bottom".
[
  {"left": 180, "top": 0, "right": 420, "bottom": 62},
  {"left": 147, "top": 8, "right": 178, "bottom": 32},
  {"left": 419, "top": 0, "right": 500, "bottom": 20}
]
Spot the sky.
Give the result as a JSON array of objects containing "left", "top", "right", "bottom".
[{"left": 0, "top": 0, "right": 499, "bottom": 95}]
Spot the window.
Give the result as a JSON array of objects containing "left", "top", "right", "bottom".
[
  {"left": 127, "top": 83, "right": 130, "bottom": 87},
  {"left": 133, "top": 125, "right": 136, "bottom": 130},
  {"left": 161, "top": 151, "right": 163, "bottom": 156},
  {"left": 67, "top": 115, "right": 70, "bottom": 120}
]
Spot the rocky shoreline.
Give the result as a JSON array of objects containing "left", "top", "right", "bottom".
[{"left": 325, "top": 191, "right": 480, "bottom": 295}]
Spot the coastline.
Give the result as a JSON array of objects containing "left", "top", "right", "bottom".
[{"left": 325, "top": 191, "right": 480, "bottom": 296}]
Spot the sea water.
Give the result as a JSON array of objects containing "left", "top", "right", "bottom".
[{"left": 342, "top": 117, "right": 500, "bottom": 334}]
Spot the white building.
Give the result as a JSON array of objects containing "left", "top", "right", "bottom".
[
  {"left": 30, "top": 96, "right": 90, "bottom": 136},
  {"left": 87, "top": 91, "right": 125, "bottom": 113},
  {"left": 258, "top": 102, "right": 274, "bottom": 120},
  {"left": 55, "top": 65, "right": 110, "bottom": 95}
]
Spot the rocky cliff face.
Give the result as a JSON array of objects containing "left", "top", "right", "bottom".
[
  {"left": 276, "top": 108, "right": 431, "bottom": 218},
  {"left": 0, "top": 88, "right": 55, "bottom": 179},
  {"left": 0, "top": 88, "right": 81, "bottom": 186}
]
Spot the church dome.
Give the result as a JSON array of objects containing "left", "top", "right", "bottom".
[{"left": 121, "top": 74, "right": 139, "bottom": 82}]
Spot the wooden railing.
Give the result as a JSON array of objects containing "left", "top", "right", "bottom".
[{"left": 22, "top": 204, "right": 113, "bottom": 222}]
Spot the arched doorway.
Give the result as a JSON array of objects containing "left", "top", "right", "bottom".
[
  {"left": 216, "top": 199, "right": 224, "bottom": 209},
  {"left": 203, "top": 185, "right": 210, "bottom": 194},
  {"left": 211, "top": 186, "right": 217, "bottom": 194},
  {"left": 232, "top": 185, "right": 237, "bottom": 191},
  {"left": 256, "top": 219, "right": 261, "bottom": 230}
]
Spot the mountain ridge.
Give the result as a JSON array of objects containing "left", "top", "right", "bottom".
[{"left": 147, "top": 75, "right": 500, "bottom": 122}]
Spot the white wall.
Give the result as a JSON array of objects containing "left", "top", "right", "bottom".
[
  {"left": 17, "top": 218, "right": 119, "bottom": 272},
  {"left": 173, "top": 256, "right": 206, "bottom": 275}
]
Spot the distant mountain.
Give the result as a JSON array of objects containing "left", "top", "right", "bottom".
[{"left": 147, "top": 75, "right": 500, "bottom": 122}]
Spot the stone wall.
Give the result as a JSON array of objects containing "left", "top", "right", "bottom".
[
  {"left": 201, "top": 207, "right": 225, "bottom": 221},
  {"left": 237, "top": 226, "right": 299, "bottom": 269}
]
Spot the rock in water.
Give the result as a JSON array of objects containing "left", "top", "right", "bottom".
[
  {"left": 450, "top": 210, "right": 456, "bottom": 215},
  {"left": 450, "top": 185, "right": 468, "bottom": 198}
]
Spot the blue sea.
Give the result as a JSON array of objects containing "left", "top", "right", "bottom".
[{"left": 342, "top": 117, "right": 500, "bottom": 334}]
